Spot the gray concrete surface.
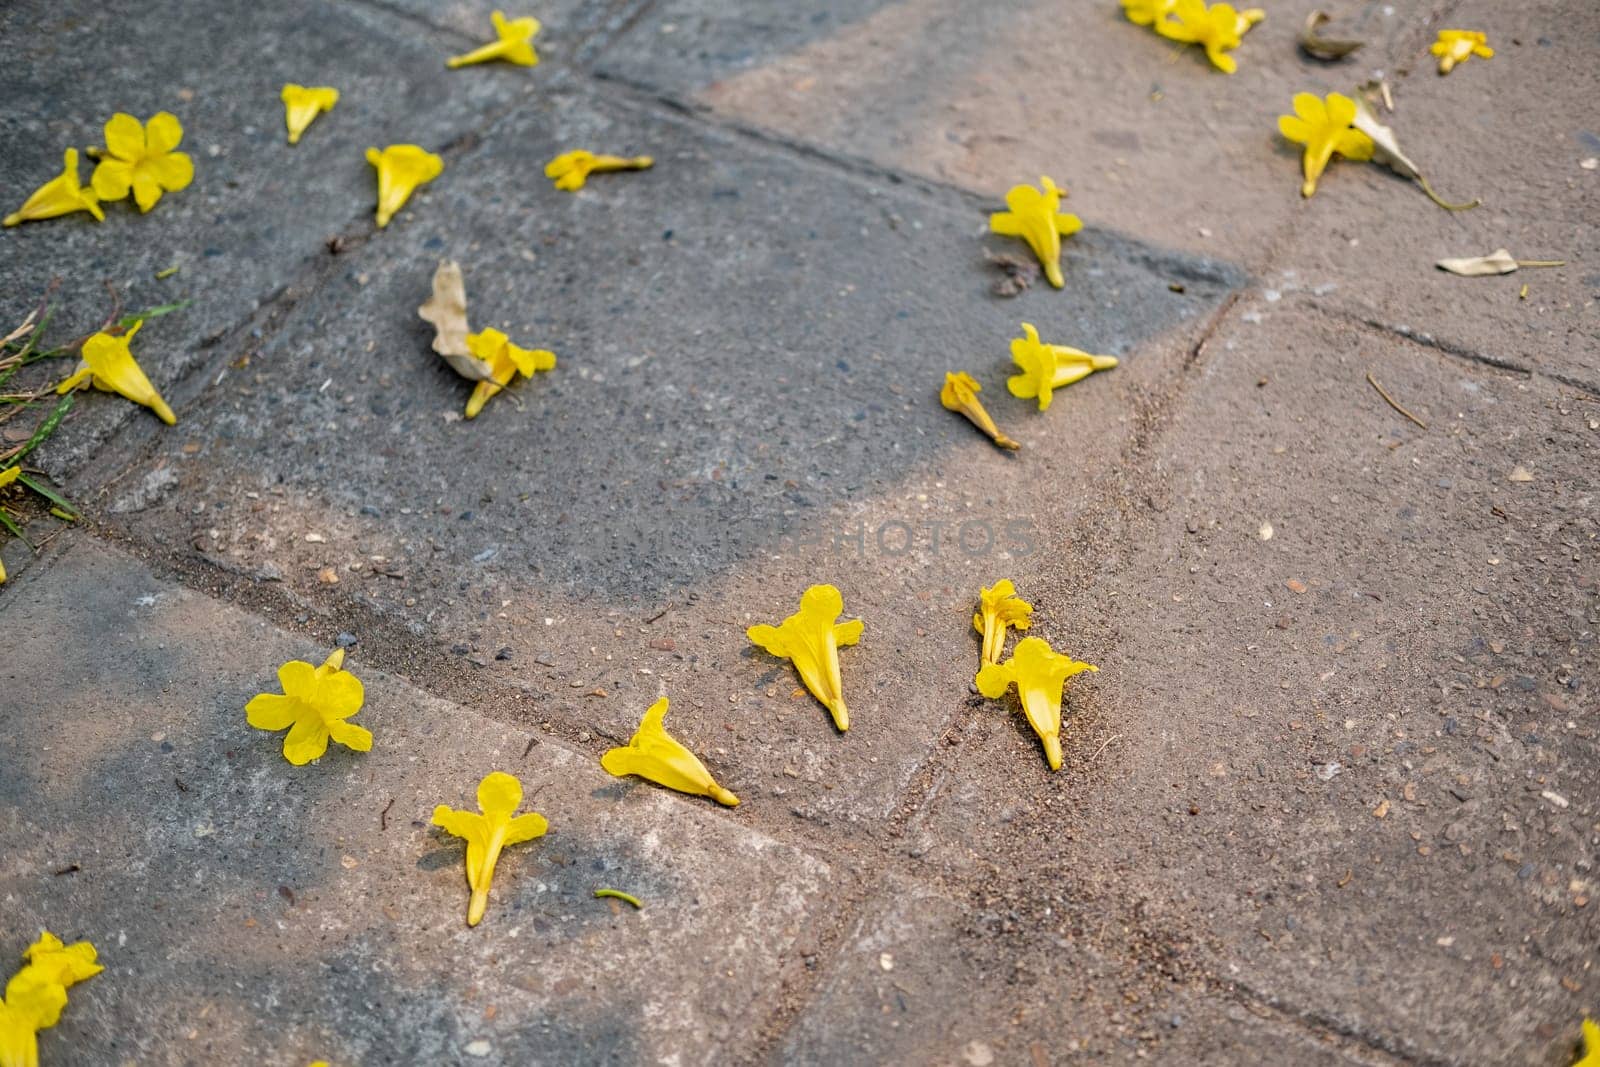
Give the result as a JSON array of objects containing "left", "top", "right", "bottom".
[{"left": 1, "top": 0, "right": 1596, "bottom": 1063}]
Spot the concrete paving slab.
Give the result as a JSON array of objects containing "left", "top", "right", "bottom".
[
  {"left": 594, "top": 0, "right": 1428, "bottom": 267},
  {"left": 0, "top": 0, "right": 538, "bottom": 479},
  {"left": 0, "top": 537, "right": 834, "bottom": 1066},
  {"left": 902, "top": 302, "right": 1599, "bottom": 1064}
]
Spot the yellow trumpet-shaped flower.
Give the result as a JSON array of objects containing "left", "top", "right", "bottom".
[
  {"left": 602, "top": 697, "right": 739, "bottom": 806},
  {"left": 1431, "top": 30, "right": 1492, "bottom": 74},
  {"left": 56, "top": 322, "right": 177, "bottom": 425},
  {"left": 447, "top": 10, "right": 541, "bottom": 68},
  {"left": 90, "top": 112, "right": 194, "bottom": 213},
  {"left": 1575, "top": 1019, "right": 1600, "bottom": 1067},
  {"left": 462, "top": 327, "right": 557, "bottom": 419},
  {"left": 748, "top": 584, "right": 863, "bottom": 731},
  {"left": 1158, "top": 0, "right": 1263, "bottom": 73},
  {"left": 4, "top": 149, "right": 103, "bottom": 228},
  {"left": 973, "top": 580, "right": 1032, "bottom": 668},
  {"left": 432, "top": 771, "right": 548, "bottom": 927},
  {"left": 941, "top": 372, "right": 1019, "bottom": 450},
  {"left": 976, "top": 636, "right": 1097, "bottom": 770},
  {"left": 245, "top": 649, "right": 372, "bottom": 766},
  {"left": 989, "top": 177, "right": 1081, "bottom": 289},
  {"left": 281, "top": 84, "right": 339, "bottom": 145},
  {"left": 0, "top": 968, "right": 68, "bottom": 1067},
  {"left": 365, "top": 144, "right": 443, "bottom": 228},
  {"left": 544, "top": 150, "right": 655, "bottom": 192},
  {"left": 1007, "top": 323, "right": 1117, "bottom": 411},
  {"left": 1120, "top": 0, "right": 1175, "bottom": 27},
  {"left": 1277, "top": 91, "right": 1374, "bottom": 199}
]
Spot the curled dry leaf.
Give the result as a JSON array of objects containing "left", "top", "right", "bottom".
[
  {"left": 1436, "top": 249, "right": 1567, "bottom": 276},
  {"left": 1298, "top": 11, "right": 1364, "bottom": 61},
  {"left": 417, "top": 259, "right": 495, "bottom": 382},
  {"left": 1350, "top": 98, "right": 1479, "bottom": 211}
]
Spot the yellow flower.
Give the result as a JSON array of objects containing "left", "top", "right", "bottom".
[
  {"left": 1007, "top": 323, "right": 1117, "bottom": 411},
  {"left": 544, "top": 150, "right": 655, "bottom": 192},
  {"left": 56, "top": 322, "right": 177, "bottom": 425},
  {"left": 281, "top": 85, "right": 339, "bottom": 145},
  {"left": 432, "top": 771, "right": 548, "bottom": 926},
  {"left": 0, "top": 467, "right": 14, "bottom": 585},
  {"left": 989, "top": 177, "right": 1081, "bottom": 289},
  {"left": 1120, "top": 0, "right": 1175, "bottom": 27},
  {"left": 940, "top": 372, "right": 1019, "bottom": 451},
  {"left": 1578, "top": 1019, "right": 1600, "bottom": 1067},
  {"left": 462, "top": 327, "right": 556, "bottom": 419},
  {"left": 4, "top": 149, "right": 103, "bottom": 228},
  {"left": 18, "top": 934, "right": 101, "bottom": 992},
  {"left": 973, "top": 580, "right": 1032, "bottom": 667},
  {"left": 602, "top": 697, "right": 739, "bottom": 806},
  {"left": 0, "top": 968, "right": 68, "bottom": 1067},
  {"left": 90, "top": 112, "right": 194, "bottom": 213},
  {"left": 748, "top": 584, "right": 863, "bottom": 731},
  {"left": 1277, "top": 91, "right": 1374, "bottom": 198},
  {"left": 447, "top": 10, "right": 541, "bottom": 68},
  {"left": 976, "top": 636, "right": 1097, "bottom": 770},
  {"left": 365, "top": 145, "right": 443, "bottom": 228},
  {"left": 1158, "top": 0, "right": 1263, "bottom": 74},
  {"left": 1431, "top": 30, "right": 1492, "bottom": 74},
  {"left": 245, "top": 649, "right": 372, "bottom": 766}
]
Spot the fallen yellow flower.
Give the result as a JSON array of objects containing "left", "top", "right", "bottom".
[
  {"left": 447, "top": 10, "right": 540, "bottom": 68},
  {"left": 56, "top": 323, "right": 177, "bottom": 425},
  {"left": 544, "top": 150, "right": 654, "bottom": 192},
  {"left": 281, "top": 85, "right": 339, "bottom": 145},
  {"left": 0, "top": 931, "right": 101, "bottom": 1067},
  {"left": 365, "top": 145, "right": 442, "bottom": 228},
  {"left": 1431, "top": 30, "right": 1492, "bottom": 74},
  {"left": 432, "top": 771, "right": 548, "bottom": 927},
  {"left": 90, "top": 112, "right": 194, "bottom": 213},
  {"left": 976, "top": 636, "right": 1097, "bottom": 770},
  {"left": 602, "top": 696, "right": 739, "bottom": 806},
  {"left": 1008, "top": 323, "right": 1117, "bottom": 411},
  {"left": 1158, "top": 0, "right": 1263, "bottom": 74},
  {"left": 989, "top": 177, "right": 1081, "bottom": 289},
  {"left": 1120, "top": 0, "right": 1175, "bottom": 27},
  {"left": 1577, "top": 1018, "right": 1600, "bottom": 1067},
  {"left": 0, "top": 467, "right": 14, "bottom": 584},
  {"left": 941, "top": 372, "right": 1019, "bottom": 450},
  {"left": 973, "top": 580, "right": 1032, "bottom": 668},
  {"left": 245, "top": 649, "right": 372, "bottom": 766},
  {"left": 4, "top": 149, "right": 103, "bottom": 228},
  {"left": 1277, "top": 91, "right": 1373, "bottom": 198},
  {"left": 748, "top": 584, "right": 863, "bottom": 731},
  {"left": 18, "top": 933, "right": 101, "bottom": 992},
  {"left": 463, "top": 327, "right": 556, "bottom": 419}
]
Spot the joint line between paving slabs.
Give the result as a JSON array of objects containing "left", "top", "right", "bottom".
[{"left": 1222, "top": 978, "right": 1459, "bottom": 1067}]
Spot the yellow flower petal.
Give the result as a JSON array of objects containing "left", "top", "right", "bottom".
[
  {"left": 245, "top": 650, "right": 371, "bottom": 764},
  {"left": 434, "top": 771, "right": 546, "bottom": 926},
  {"left": 975, "top": 636, "right": 1096, "bottom": 770},
  {"left": 989, "top": 177, "right": 1079, "bottom": 288},
  {"left": 447, "top": 9, "right": 541, "bottom": 68},
  {"left": 281, "top": 84, "right": 339, "bottom": 145},
  {"left": 459, "top": 328, "right": 556, "bottom": 418},
  {"left": 366, "top": 144, "right": 443, "bottom": 228},
  {"left": 102, "top": 113, "right": 146, "bottom": 161},
  {"left": 1432, "top": 29, "right": 1491, "bottom": 74},
  {"left": 1578, "top": 1018, "right": 1600, "bottom": 1067},
  {"left": 56, "top": 322, "right": 177, "bottom": 424},
  {"left": 20, "top": 932, "right": 103, "bottom": 990},
  {"left": 3, "top": 149, "right": 103, "bottom": 228},
  {"left": 601, "top": 696, "right": 739, "bottom": 806},
  {"left": 748, "top": 584, "right": 861, "bottom": 731}
]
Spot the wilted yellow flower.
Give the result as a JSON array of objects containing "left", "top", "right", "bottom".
[
  {"left": 0, "top": 931, "right": 101, "bottom": 1067},
  {"left": 447, "top": 10, "right": 541, "bottom": 68},
  {"left": 281, "top": 85, "right": 339, "bottom": 145},
  {"left": 56, "top": 322, "right": 177, "bottom": 425},
  {"left": 4, "top": 149, "right": 103, "bottom": 228},
  {"left": 1158, "top": 0, "right": 1263, "bottom": 74},
  {"left": 432, "top": 771, "right": 548, "bottom": 926},
  {"left": 365, "top": 144, "right": 442, "bottom": 228},
  {"left": 973, "top": 580, "right": 1032, "bottom": 667},
  {"left": 1277, "top": 91, "right": 1374, "bottom": 198},
  {"left": 976, "top": 636, "right": 1097, "bottom": 770},
  {"left": 90, "top": 112, "right": 194, "bottom": 213},
  {"left": 1007, "top": 323, "right": 1117, "bottom": 411},
  {"left": 602, "top": 697, "right": 739, "bottom": 806},
  {"left": 748, "top": 584, "right": 863, "bottom": 731},
  {"left": 1120, "top": 0, "right": 1175, "bottom": 27},
  {"left": 989, "top": 177, "right": 1081, "bottom": 289},
  {"left": 18, "top": 933, "right": 102, "bottom": 992},
  {"left": 544, "top": 150, "right": 654, "bottom": 192},
  {"left": 245, "top": 649, "right": 372, "bottom": 766},
  {"left": 462, "top": 327, "right": 556, "bottom": 419},
  {"left": 940, "top": 372, "right": 1019, "bottom": 451},
  {"left": 1431, "top": 30, "right": 1492, "bottom": 74}
]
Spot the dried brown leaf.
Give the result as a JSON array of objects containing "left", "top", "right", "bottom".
[
  {"left": 1436, "top": 249, "right": 1519, "bottom": 276},
  {"left": 1298, "top": 11, "right": 1364, "bottom": 61},
  {"left": 1351, "top": 98, "right": 1480, "bottom": 211},
  {"left": 417, "top": 260, "right": 494, "bottom": 382}
]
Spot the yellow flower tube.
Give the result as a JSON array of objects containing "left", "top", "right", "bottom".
[
  {"left": 447, "top": 11, "right": 540, "bottom": 68},
  {"left": 432, "top": 771, "right": 548, "bottom": 926},
  {"left": 56, "top": 323, "right": 177, "bottom": 425},
  {"left": 940, "top": 372, "right": 1019, "bottom": 451},
  {"left": 602, "top": 697, "right": 739, "bottom": 806},
  {"left": 748, "top": 584, "right": 863, "bottom": 731},
  {"left": 973, "top": 580, "right": 1032, "bottom": 667},
  {"left": 989, "top": 177, "right": 1081, "bottom": 289},
  {"left": 544, "top": 150, "right": 654, "bottom": 192},
  {"left": 976, "top": 636, "right": 1097, "bottom": 770},
  {"left": 1007, "top": 323, "right": 1117, "bottom": 411},
  {"left": 4, "top": 149, "right": 103, "bottom": 227}
]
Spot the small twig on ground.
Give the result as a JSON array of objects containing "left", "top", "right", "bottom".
[
  {"left": 1366, "top": 371, "right": 1428, "bottom": 429},
  {"left": 53, "top": 863, "right": 80, "bottom": 877},
  {"left": 646, "top": 602, "right": 673, "bottom": 624},
  {"left": 521, "top": 736, "right": 538, "bottom": 758},
  {"left": 1088, "top": 733, "right": 1121, "bottom": 764},
  {"left": 380, "top": 797, "right": 395, "bottom": 830}
]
